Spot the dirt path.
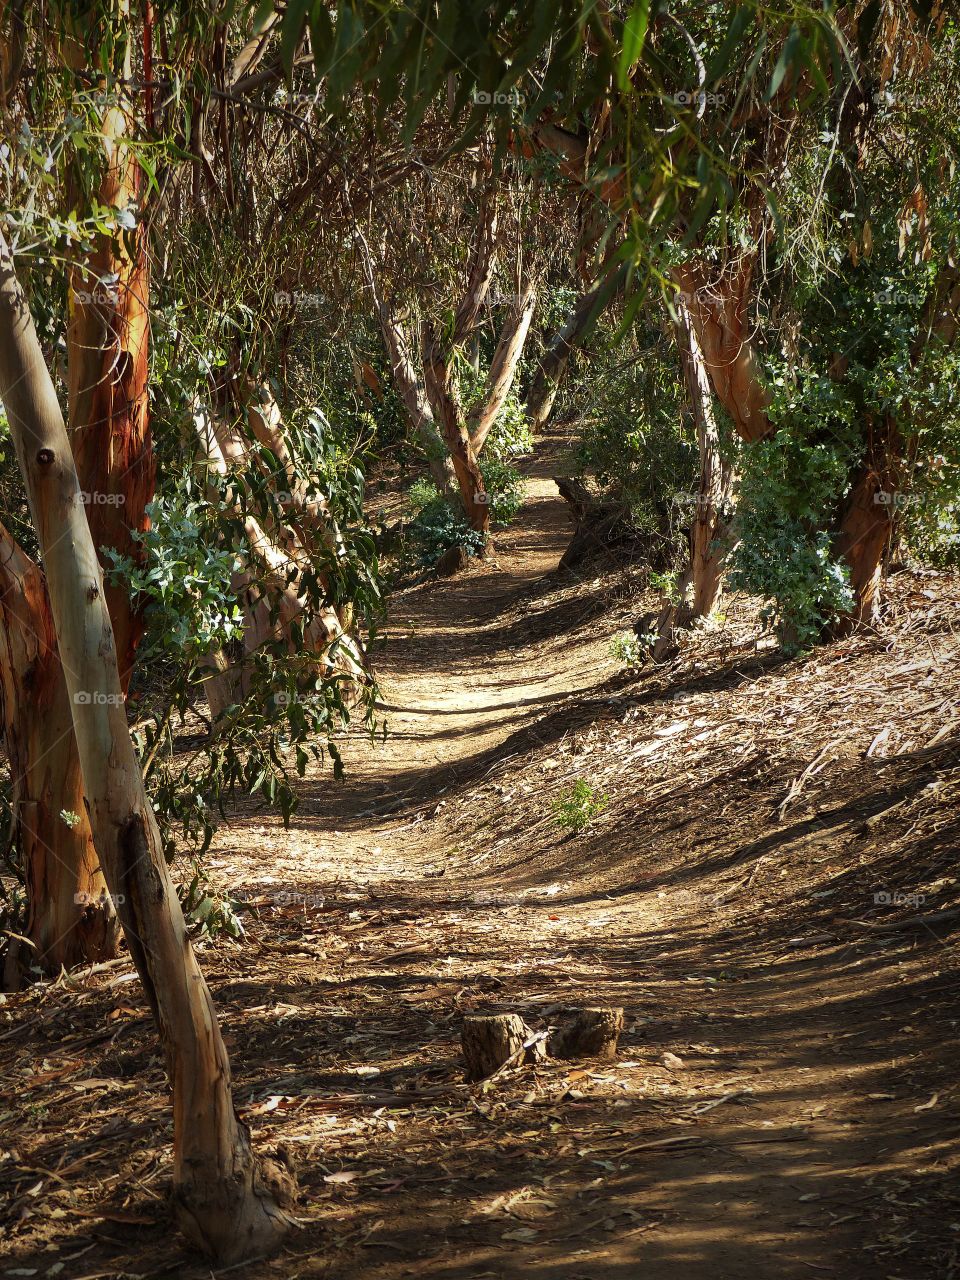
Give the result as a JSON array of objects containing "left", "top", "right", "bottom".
[
  {"left": 211, "top": 434, "right": 955, "bottom": 1280},
  {"left": 2, "top": 433, "right": 956, "bottom": 1279}
]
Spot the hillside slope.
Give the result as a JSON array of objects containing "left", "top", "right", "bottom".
[{"left": 1, "top": 433, "right": 958, "bottom": 1280}]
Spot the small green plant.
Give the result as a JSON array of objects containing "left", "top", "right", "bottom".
[
  {"left": 648, "top": 569, "right": 682, "bottom": 604},
  {"left": 552, "top": 780, "right": 608, "bottom": 833},
  {"left": 479, "top": 455, "right": 525, "bottom": 525},
  {"left": 407, "top": 493, "right": 486, "bottom": 566},
  {"left": 610, "top": 630, "right": 643, "bottom": 667},
  {"left": 179, "top": 864, "right": 247, "bottom": 939},
  {"left": 407, "top": 476, "right": 440, "bottom": 514}
]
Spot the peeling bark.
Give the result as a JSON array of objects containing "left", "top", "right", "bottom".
[{"left": 0, "top": 229, "right": 291, "bottom": 1263}]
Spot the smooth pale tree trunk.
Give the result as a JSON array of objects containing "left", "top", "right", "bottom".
[
  {"left": 422, "top": 330, "right": 491, "bottom": 534},
  {"left": 646, "top": 288, "right": 735, "bottom": 659},
  {"left": 469, "top": 276, "right": 538, "bottom": 450},
  {"left": 0, "top": 232, "right": 291, "bottom": 1262},
  {"left": 0, "top": 18, "right": 155, "bottom": 971}
]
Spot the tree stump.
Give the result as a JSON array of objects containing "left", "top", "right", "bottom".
[
  {"left": 549, "top": 1007, "right": 624, "bottom": 1060},
  {"left": 461, "top": 1013, "right": 544, "bottom": 1081},
  {"left": 436, "top": 544, "right": 470, "bottom": 577}
]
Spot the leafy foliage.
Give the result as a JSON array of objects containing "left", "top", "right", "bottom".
[{"left": 552, "top": 780, "right": 609, "bottom": 833}]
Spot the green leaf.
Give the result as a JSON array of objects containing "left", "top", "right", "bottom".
[
  {"left": 617, "top": 0, "right": 650, "bottom": 91},
  {"left": 280, "top": 0, "right": 313, "bottom": 77},
  {"left": 766, "top": 23, "right": 801, "bottom": 101}
]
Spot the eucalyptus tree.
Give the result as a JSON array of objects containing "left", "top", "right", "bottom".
[{"left": 268, "top": 0, "right": 956, "bottom": 642}]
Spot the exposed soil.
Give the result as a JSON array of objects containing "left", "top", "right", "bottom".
[{"left": 2, "top": 431, "right": 958, "bottom": 1280}]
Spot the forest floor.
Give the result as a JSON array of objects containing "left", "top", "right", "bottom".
[{"left": 2, "top": 431, "right": 959, "bottom": 1280}]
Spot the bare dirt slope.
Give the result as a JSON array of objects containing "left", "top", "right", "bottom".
[{"left": 2, "top": 432, "right": 958, "bottom": 1280}]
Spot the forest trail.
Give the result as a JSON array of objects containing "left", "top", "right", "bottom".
[
  {"left": 207, "top": 431, "right": 954, "bottom": 1280},
  {"left": 4, "top": 432, "right": 957, "bottom": 1280}
]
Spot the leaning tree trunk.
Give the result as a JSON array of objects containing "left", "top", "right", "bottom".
[
  {"left": 525, "top": 263, "right": 625, "bottom": 433},
  {"left": 422, "top": 330, "right": 491, "bottom": 534},
  {"left": 0, "top": 23, "right": 156, "bottom": 971},
  {"left": 0, "top": 230, "right": 291, "bottom": 1263}
]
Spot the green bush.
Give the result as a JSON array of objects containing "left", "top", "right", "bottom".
[
  {"left": 552, "top": 780, "right": 608, "bottom": 833},
  {"left": 479, "top": 455, "right": 525, "bottom": 525},
  {"left": 407, "top": 493, "right": 486, "bottom": 566}
]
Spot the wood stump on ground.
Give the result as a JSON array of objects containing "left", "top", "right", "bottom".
[
  {"left": 461, "top": 1013, "right": 545, "bottom": 1081},
  {"left": 435, "top": 544, "right": 470, "bottom": 577},
  {"left": 549, "top": 1006, "right": 624, "bottom": 1060},
  {"left": 461, "top": 1006, "right": 624, "bottom": 1080}
]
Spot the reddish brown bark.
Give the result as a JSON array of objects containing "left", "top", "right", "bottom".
[
  {"left": 673, "top": 260, "right": 772, "bottom": 444},
  {"left": 0, "top": 30, "right": 154, "bottom": 972}
]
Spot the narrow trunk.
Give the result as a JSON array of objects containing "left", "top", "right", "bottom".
[
  {"left": 0, "top": 528, "right": 119, "bottom": 971},
  {"left": 647, "top": 288, "right": 735, "bottom": 660},
  {"left": 676, "top": 287, "right": 736, "bottom": 616},
  {"left": 526, "top": 264, "right": 625, "bottom": 433},
  {"left": 469, "top": 276, "right": 538, "bottom": 451},
  {"left": 0, "top": 231, "right": 291, "bottom": 1263},
  {"left": 423, "top": 330, "right": 490, "bottom": 535},
  {"left": 833, "top": 416, "right": 902, "bottom": 630}
]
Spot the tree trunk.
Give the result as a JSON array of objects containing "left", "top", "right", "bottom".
[
  {"left": 0, "top": 528, "right": 119, "bottom": 972},
  {"left": 644, "top": 286, "right": 735, "bottom": 659},
  {"left": 676, "top": 285, "right": 736, "bottom": 617},
  {"left": 526, "top": 264, "right": 625, "bottom": 433},
  {"left": 422, "top": 330, "right": 490, "bottom": 534},
  {"left": 469, "top": 275, "right": 538, "bottom": 450},
  {"left": 833, "top": 272, "right": 960, "bottom": 631},
  {"left": 0, "top": 231, "right": 291, "bottom": 1262},
  {"left": 0, "top": 22, "right": 155, "bottom": 971},
  {"left": 672, "top": 260, "right": 772, "bottom": 444},
  {"left": 833, "top": 415, "right": 902, "bottom": 631}
]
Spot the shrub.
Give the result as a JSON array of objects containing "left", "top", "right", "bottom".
[{"left": 552, "top": 780, "right": 608, "bottom": 833}]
